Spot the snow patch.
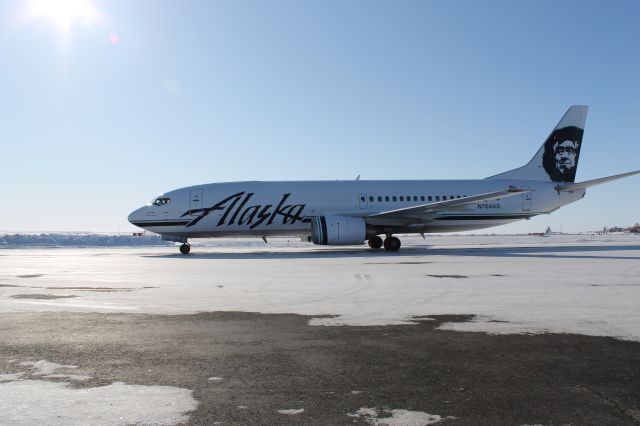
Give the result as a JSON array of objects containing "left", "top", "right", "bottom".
[
  {"left": 207, "top": 376, "right": 224, "bottom": 381},
  {"left": 348, "top": 407, "right": 452, "bottom": 426},
  {"left": 347, "top": 407, "right": 378, "bottom": 418},
  {"left": 373, "top": 409, "right": 447, "bottom": 426},
  {"left": 277, "top": 408, "right": 304, "bottom": 415},
  {"left": 0, "top": 380, "right": 197, "bottom": 426}
]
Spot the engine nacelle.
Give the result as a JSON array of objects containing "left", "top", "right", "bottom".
[{"left": 311, "top": 214, "right": 366, "bottom": 246}]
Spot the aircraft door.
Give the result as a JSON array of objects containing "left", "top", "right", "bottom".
[
  {"left": 358, "top": 194, "right": 368, "bottom": 209},
  {"left": 522, "top": 187, "right": 532, "bottom": 211},
  {"left": 190, "top": 189, "right": 203, "bottom": 211}
]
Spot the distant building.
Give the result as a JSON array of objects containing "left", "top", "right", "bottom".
[{"left": 608, "top": 226, "right": 627, "bottom": 233}]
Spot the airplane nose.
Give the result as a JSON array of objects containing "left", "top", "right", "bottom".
[{"left": 128, "top": 207, "right": 146, "bottom": 225}]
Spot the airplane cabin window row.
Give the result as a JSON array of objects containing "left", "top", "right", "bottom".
[{"left": 363, "top": 194, "right": 468, "bottom": 204}]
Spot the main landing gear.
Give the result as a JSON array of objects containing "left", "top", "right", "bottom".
[
  {"left": 179, "top": 243, "right": 191, "bottom": 255},
  {"left": 368, "top": 235, "right": 401, "bottom": 251},
  {"left": 368, "top": 235, "right": 383, "bottom": 249}
]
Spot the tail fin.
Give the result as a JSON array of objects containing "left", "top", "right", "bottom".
[{"left": 487, "top": 105, "right": 588, "bottom": 182}]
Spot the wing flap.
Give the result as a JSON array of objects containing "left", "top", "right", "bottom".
[{"left": 366, "top": 188, "right": 529, "bottom": 225}]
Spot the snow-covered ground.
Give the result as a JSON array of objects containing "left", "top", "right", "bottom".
[
  {"left": 0, "top": 359, "right": 197, "bottom": 426},
  {"left": 1, "top": 234, "right": 639, "bottom": 340},
  {"left": 0, "top": 233, "right": 168, "bottom": 247}
]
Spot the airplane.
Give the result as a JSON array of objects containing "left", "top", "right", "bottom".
[{"left": 128, "top": 106, "right": 639, "bottom": 254}]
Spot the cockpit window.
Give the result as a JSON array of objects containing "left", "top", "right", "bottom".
[{"left": 151, "top": 197, "right": 171, "bottom": 206}]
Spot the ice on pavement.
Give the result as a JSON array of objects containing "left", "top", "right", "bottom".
[
  {"left": 0, "top": 359, "right": 198, "bottom": 425},
  {"left": 16, "top": 360, "right": 92, "bottom": 381},
  {"left": 0, "top": 380, "right": 197, "bottom": 425},
  {"left": 277, "top": 408, "right": 305, "bottom": 415},
  {"left": 0, "top": 372, "right": 25, "bottom": 382},
  {"left": 1, "top": 234, "right": 639, "bottom": 341},
  {"left": 19, "top": 360, "right": 77, "bottom": 376},
  {"left": 43, "top": 374, "right": 92, "bottom": 381}
]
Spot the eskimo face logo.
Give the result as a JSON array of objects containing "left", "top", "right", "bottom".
[
  {"left": 181, "top": 192, "right": 306, "bottom": 229},
  {"left": 542, "top": 126, "right": 583, "bottom": 182}
]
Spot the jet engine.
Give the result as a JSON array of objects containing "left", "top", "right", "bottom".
[{"left": 311, "top": 214, "right": 366, "bottom": 245}]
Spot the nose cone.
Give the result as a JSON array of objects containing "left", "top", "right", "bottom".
[{"left": 128, "top": 206, "right": 147, "bottom": 226}]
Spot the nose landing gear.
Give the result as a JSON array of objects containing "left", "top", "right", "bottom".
[{"left": 179, "top": 243, "right": 191, "bottom": 255}]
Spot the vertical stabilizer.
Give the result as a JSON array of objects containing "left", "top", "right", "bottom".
[{"left": 488, "top": 106, "right": 588, "bottom": 182}]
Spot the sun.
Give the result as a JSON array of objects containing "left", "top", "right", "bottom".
[{"left": 29, "top": 0, "right": 97, "bottom": 32}]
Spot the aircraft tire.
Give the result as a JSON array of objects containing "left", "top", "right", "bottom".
[
  {"left": 368, "top": 236, "right": 383, "bottom": 249},
  {"left": 179, "top": 243, "right": 191, "bottom": 255},
  {"left": 383, "top": 236, "right": 401, "bottom": 251}
]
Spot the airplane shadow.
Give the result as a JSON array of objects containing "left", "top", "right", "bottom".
[{"left": 142, "top": 244, "right": 640, "bottom": 261}]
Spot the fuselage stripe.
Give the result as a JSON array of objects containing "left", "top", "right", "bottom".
[
  {"left": 131, "top": 221, "right": 190, "bottom": 227},
  {"left": 434, "top": 214, "right": 534, "bottom": 221}
]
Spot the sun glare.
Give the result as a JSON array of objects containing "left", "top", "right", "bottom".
[{"left": 29, "top": 0, "right": 97, "bottom": 32}]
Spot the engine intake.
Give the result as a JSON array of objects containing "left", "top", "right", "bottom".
[{"left": 311, "top": 214, "right": 366, "bottom": 246}]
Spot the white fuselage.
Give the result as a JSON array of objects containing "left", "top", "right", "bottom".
[{"left": 127, "top": 179, "right": 586, "bottom": 239}]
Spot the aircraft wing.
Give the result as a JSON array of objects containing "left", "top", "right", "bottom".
[
  {"left": 555, "top": 170, "right": 640, "bottom": 192},
  {"left": 366, "top": 188, "right": 529, "bottom": 226}
]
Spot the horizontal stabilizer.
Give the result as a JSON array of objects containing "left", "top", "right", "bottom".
[{"left": 555, "top": 170, "right": 640, "bottom": 192}]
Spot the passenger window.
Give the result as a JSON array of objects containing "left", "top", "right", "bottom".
[
  {"left": 369, "top": 196, "right": 374, "bottom": 202},
  {"left": 442, "top": 196, "right": 447, "bottom": 200},
  {"left": 399, "top": 196, "right": 404, "bottom": 201},
  {"left": 378, "top": 196, "right": 382, "bottom": 202},
  {"left": 457, "top": 195, "right": 461, "bottom": 198},
  {"left": 413, "top": 196, "right": 418, "bottom": 202},
  {"left": 385, "top": 196, "right": 390, "bottom": 202},
  {"left": 392, "top": 196, "right": 397, "bottom": 202},
  {"left": 428, "top": 196, "right": 432, "bottom": 201},
  {"left": 435, "top": 196, "right": 440, "bottom": 201},
  {"left": 360, "top": 196, "right": 365, "bottom": 203},
  {"left": 421, "top": 196, "right": 425, "bottom": 201}
]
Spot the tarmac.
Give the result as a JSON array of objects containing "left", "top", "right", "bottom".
[{"left": 1, "top": 234, "right": 639, "bottom": 425}]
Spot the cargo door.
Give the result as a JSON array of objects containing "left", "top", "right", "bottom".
[
  {"left": 190, "top": 189, "right": 203, "bottom": 211},
  {"left": 522, "top": 187, "right": 532, "bottom": 211}
]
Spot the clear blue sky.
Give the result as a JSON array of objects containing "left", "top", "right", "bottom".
[{"left": 1, "top": 0, "right": 639, "bottom": 233}]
